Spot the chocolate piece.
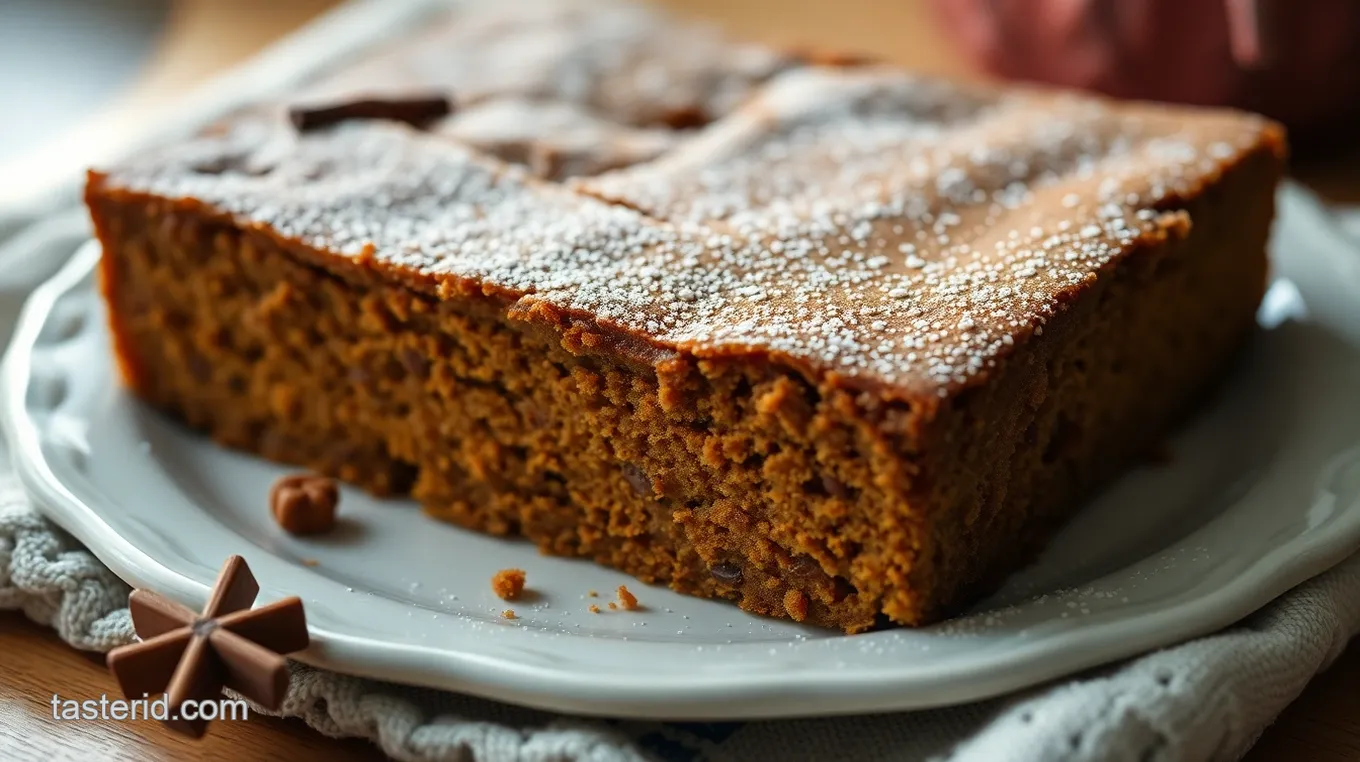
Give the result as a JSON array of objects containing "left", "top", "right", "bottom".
[
  {"left": 270, "top": 473, "right": 339, "bottom": 535},
  {"left": 819, "top": 474, "right": 851, "bottom": 500},
  {"left": 657, "top": 106, "right": 709, "bottom": 130},
  {"left": 289, "top": 95, "right": 452, "bottom": 133},
  {"left": 710, "top": 562, "right": 744, "bottom": 586},
  {"left": 294, "top": 1, "right": 791, "bottom": 131},
  {"left": 106, "top": 556, "right": 309, "bottom": 738},
  {"left": 788, "top": 555, "right": 822, "bottom": 580},
  {"left": 621, "top": 463, "right": 653, "bottom": 497}
]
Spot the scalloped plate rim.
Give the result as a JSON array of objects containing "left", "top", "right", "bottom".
[{"left": 3, "top": 185, "right": 1360, "bottom": 719}]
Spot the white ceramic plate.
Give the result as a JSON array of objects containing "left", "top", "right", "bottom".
[{"left": 4, "top": 185, "right": 1360, "bottom": 720}]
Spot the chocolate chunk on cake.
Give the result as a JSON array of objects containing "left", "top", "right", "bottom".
[{"left": 86, "top": 0, "right": 1285, "bottom": 632}]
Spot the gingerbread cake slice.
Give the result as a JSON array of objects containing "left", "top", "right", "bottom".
[{"left": 85, "top": 1, "right": 1285, "bottom": 632}]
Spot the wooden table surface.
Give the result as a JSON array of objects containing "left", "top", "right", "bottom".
[{"left": 2, "top": 1, "right": 1357, "bottom": 760}]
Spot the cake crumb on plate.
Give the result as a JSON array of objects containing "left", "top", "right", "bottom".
[
  {"left": 270, "top": 474, "right": 339, "bottom": 535},
  {"left": 492, "top": 568, "right": 526, "bottom": 600}
]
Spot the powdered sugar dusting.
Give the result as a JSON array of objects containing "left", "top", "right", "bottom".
[
  {"left": 299, "top": 0, "right": 792, "bottom": 160},
  {"left": 99, "top": 9, "right": 1275, "bottom": 400}
]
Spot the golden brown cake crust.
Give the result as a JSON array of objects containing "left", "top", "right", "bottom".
[{"left": 86, "top": 0, "right": 1286, "bottom": 631}]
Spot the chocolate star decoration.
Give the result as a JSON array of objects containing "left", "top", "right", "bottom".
[{"left": 106, "top": 555, "right": 309, "bottom": 737}]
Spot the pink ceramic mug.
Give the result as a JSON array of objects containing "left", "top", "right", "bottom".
[{"left": 931, "top": 0, "right": 1360, "bottom": 139}]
